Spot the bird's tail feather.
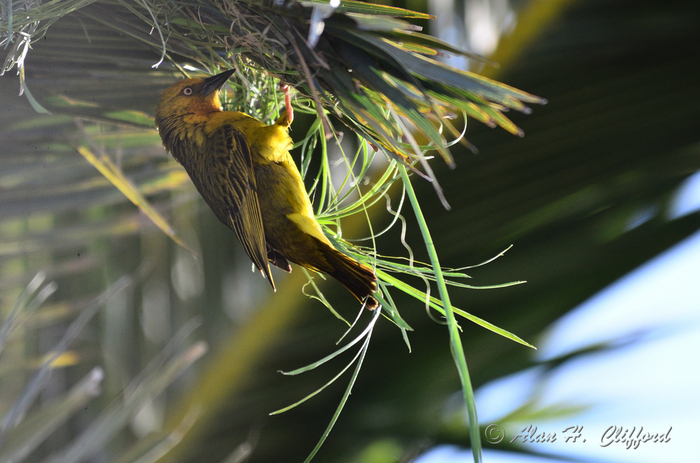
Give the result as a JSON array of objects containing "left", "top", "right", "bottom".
[{"left": 323, "top": 248, "right": 378, "bottom": 310}]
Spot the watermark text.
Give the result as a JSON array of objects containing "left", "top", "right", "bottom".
[{"left": 483, "top": 424, "right": 672, "bottom": 449}]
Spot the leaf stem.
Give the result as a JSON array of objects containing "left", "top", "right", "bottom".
[{"left": 398, "top": 164, "right": 482, "bottom": 463}]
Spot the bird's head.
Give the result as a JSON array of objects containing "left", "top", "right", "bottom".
[
  {"left": 155, "top": 69, "right": 236, "bottom": 149},
  {"left": 155, "top": 69, "right": 235, "bottom": 124}
]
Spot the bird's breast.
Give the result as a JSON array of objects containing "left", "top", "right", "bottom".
[
  {"left": 205, "top": 112, "right": 292, "bottom": 164},
  {"left": 254, "top": 125, "right": 293, "bottom": 164}
]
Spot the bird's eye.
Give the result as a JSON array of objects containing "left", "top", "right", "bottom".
[{"left": 182, "top": 87, "right": 193, "bottom": 96}]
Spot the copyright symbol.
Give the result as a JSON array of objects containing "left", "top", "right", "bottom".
[{"left": 484, "top": 424, "right": 505, "bottom": 444}]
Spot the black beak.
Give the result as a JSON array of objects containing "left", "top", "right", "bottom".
[{"left": 201, "top": 69, "right": 236, "bottom": 97}]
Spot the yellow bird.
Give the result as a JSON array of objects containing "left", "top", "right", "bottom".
[{"left": 155, "top": 69, "right": 378, "bottom": 309}]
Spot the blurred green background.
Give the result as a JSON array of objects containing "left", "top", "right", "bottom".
[{"left": 1, "top": 0, "right": 698, "bottom": 462}]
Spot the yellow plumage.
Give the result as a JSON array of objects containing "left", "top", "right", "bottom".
[{"left": 155, "top": 70, "right": 378, "bottom": 309}]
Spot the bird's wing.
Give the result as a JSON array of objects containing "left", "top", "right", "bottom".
[{"left": 208, "top": 124, "right": 275, "bottom": 289}]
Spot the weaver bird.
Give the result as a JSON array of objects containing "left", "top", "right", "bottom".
[{"left": 155, "top": 69, "right": 378, "bottom": 309}]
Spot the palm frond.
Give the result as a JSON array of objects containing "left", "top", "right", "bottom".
[
  {"left": 158, "top": 0, "right": 545, "bottom": 170},
  {"left": 3, "top": 0, "right": 544, "bottom": 196}
]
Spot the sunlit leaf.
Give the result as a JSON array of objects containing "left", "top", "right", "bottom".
[{"left": 76, "top": 146, "right": 196, "bottom": 256}]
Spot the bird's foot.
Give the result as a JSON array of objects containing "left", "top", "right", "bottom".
[{"left": 280, "top": 81, "right": 294, "bottom": 125}]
